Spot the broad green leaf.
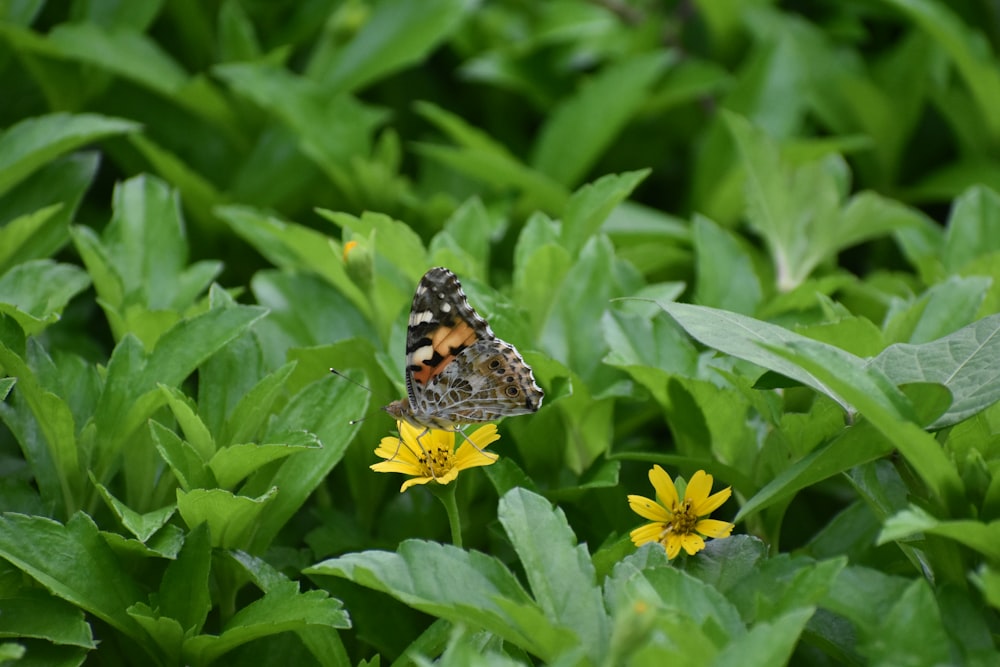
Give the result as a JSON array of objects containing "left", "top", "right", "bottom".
[
  {"left": 0, "top": 337, "right": 80, "bottom": 515},
  {"left": 656, "top": 301, "right": 853, "bottom": 411},
  {"left": 692, "top": 214, "right": 762, "bottom": 314},
  {"left": 208, "top": 434, "right": 321, "bottom": 490},
  {"left": 176, "top": 486, "right": 278, "bottom": 549},
  {"left": 0, "top": 204, "right": 62, "bottom": 272},
  {"left": 498, "top": 488, "right": 608, "bottom": 660},
  {"left": 0, "top": 151, "right": 98, "bottom": 268},
  {"left": 561, "top": 170, "right": 649, "bottom": 256},
  {"left": 183, "top": 584, "right": 349, "bottom": 665},
  {"left": 715, "top": 608, "right": 814, "bottom": 667},
  {"left": 766, "top": 339, "right": 964, "bottom": 511},
  {"left": 942, "top": 186, "right": 1000, "bottom": 271},
  {"left": 0, "top": 259, "right": 90, "bottom": 334},
  {"left": 867, "top": 578, "right": 952, "bottom": 665},
  {"left": 93, "top": 480, "right": 175, "bottom": 543},
  {"left": 0, "top": 513, "right": 147, "bottom": 643},
  {"left": 307, "top": 540, "right": 569, "bottom": 662},
  {"left": 160, "top": 523, "right": 212, "bottom": 634},
  {"left": 0, "top": 112, "right": 138, "bottom": 198},
  {"left": 128, "top": 134, "right": 227, "bottom": 232},
  {"left": 884, "top": 275, "right": 989, "bottom": 344},
  {"left": 159, "top": 385, "right": 215, "bottom": 462},
  {"left": 218, "top": 205, "right": 370, "bottom": 320},
  {"left": 150, "top": 419, "right": 214, "bottom": 491},
  {"left": 43, "top": 23, "right": 237, "bottom": 133},
  {"left": 127, "top": 604, "right": 185, "bottom": 666},
  {"left": 215, "top": 361, "right": 297, "bottom": 449},
  {"left": 736, "top": 421, "right": 893, "bottom": 521},
  {"left": 214, "top": 63, "right": 383, "bottom": 194},
  {"left": 414, "top": 102, "right": 571, "bottom": 212},
  {"left": 245, "top": 376, "right": 366, "bottom": 552},
  {"left": 884, "top": 0, "right": 1000, "bottom": 142},
  {"left": 532, "top": 53, "right": 667, "bottom": 187},
  {"left": 308, "top": 0, "right": 476, "bottom": 94},
  {"left": 871, "top": 313, "right": 1000, "bottom": 427},
  {"left": 880, "top": 506, "right": 1000, "bottom": 560},
  {"left": 0, "top": 593, "right": 94, "bottom": 648}
]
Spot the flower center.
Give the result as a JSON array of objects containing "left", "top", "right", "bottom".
[
  {"left": 669, "top": 499, "right": 698, "bottom": 535},
  {"left": 418, "top": 447, "right": 453, "bottom": 478}
]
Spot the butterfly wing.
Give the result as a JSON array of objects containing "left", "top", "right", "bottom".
[{"left": 401, "top": 267, "right": 542, "bottom": 428}]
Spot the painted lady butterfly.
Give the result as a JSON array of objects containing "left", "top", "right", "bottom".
[{"left": 383, "top": 267, "right": 543, "bottom": 432}]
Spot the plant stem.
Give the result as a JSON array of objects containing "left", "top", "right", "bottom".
[{"left": 430, "top": 482, "right": 463, "bottom": 548}]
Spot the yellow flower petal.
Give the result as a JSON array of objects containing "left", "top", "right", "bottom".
[
  {"left": 663, "top": 535, "right": 683, "bottom": 559},
  {"left": 693, "top": 487, "right": 732, "bottom": 517},
  {"left": 628, "top": 495, "right": 672, "bottom": 522},
  {"left": 370, "top": 459, "right": 421, "bottom": 475},
  {"left": 695, "top": 519, "right": 734, "bottom": 539},
  {"left": 684, "top": 470, "right": 714, "bottom": 506},
  {"left": 630, "top": 523, "right": 663, "bottom": 547},
  {"left": 374, "top": 436, "right": 419, "bottom": 462},
  {"left": 679, "top": 532, "right": 706, "bottom": 556},
  {"left": 649, "top": 465, "right": 679, "bottom": 510},
  {"left": 467, "top": 424, "right": 500, "bottom": 449},
  {"left": 400, "top": 476, "right": 435, "bottom": 492}
]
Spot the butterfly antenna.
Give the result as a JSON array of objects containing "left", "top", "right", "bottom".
[{"left": 330, "top": 368, "right": 388, "bottom": 425}]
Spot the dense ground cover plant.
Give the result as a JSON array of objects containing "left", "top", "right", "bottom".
[{"left": 2, "top": 0, "right": 1000, "bottom": 664}]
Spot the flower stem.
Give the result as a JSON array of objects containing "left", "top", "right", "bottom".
[{"left": 430, "top": 482, "right": 463, "bottom": 548}]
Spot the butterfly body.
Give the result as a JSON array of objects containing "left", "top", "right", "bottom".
[{"left": 384, "top": 267, "right": 543, "bottom": 431}]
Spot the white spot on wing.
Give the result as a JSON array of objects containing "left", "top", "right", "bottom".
[
  {"left": 441, "top": 303, "right": 451, "bottom": 313},
  {"left": 410, "top": 345, "right": 434, "bottom": 365},
  {"left": 409, "top": 310, "right": 434, "bottom": 325}
]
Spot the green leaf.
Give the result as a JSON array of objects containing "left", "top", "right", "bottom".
[
  {"left": 942, "top": 186, "right": 1000, "bottom": 271},
  {"left": 176, "top": 486, "right": 278, "bottom": 549},
  {"left": 245, "top": 376, "right": 367, "bottom": 552},
  {"left": 208, "top": 433, "right": 321, "bottom": 490},
  {"left": 884, "top": 0, "right": 1000, "bottom": 142},
  {"left": 692, "top": 214, "right": 763, "bottom": 314},
  {"left": 414, "top": 102, "right": 571, "bottom": 212},
  {"left": 0, "top": 259, "right": 90, "bottom": 335},
  {"left": 0, "top": 112, "right": 138, "bottom": 198},
  {"left": 867, "top": 578, "right": 952, "bottom": 665},
  {"left": 218, "top": 205, "right": 371, "bottom": 320},
  {"left": 43, "top": 23, "right": 237, "bottom": 133},
  {"left": 160, "top": 523, "right": 212, "bottom": 634},
  {"left": 716, "top": 609, "right": 815, "bottom": 667},
  {"left": 498, "top": 488, "right": 608, "bottom": 660},
  {"left": 0, "top": 204, "right": 62, "bottom": 273},
  {"left": 183, "top": 585, "right": 349, "bottom": 665},
  {"left": 0, "top": 593, "right": 95, "bottom": 648},
  {"left": 150, "top": 419, "right": 214, "bottom": 491},
  {"left": 765, "top": 339, "right": 964, "bottom": 511},
  {"left": 93, "top": 480, "right": 176, "bottom": 543},
  {"left": 880, "top": 506, "right": 1000, "bottom": 560},
  {"left": 308, "top": 0, "right": 476, "bottom": 94},
  {"left": 884, "top": 275, "right": 989, "bottom": 344},
  {"left": 561, "top": 170, "right": 650, "bottom": 256},
  {"left": 736, "top": 421, "right": 893, "bottom": 521},
  {"left": 159, "top": 385, "right": 215, "bottom": 462},
  {"left": 656, "top": 301, "right": 854, "bottom": 412},
  {"left": 0, "top": 513, "right": 147, "bottom": 643},
  {"left": 871, "top": 313, "right": 1000, "bottom": 428},
  {"left": 307, "top": 540, "right": 569, "bottom": 662},
  {"left": 531, "top": 53, "right": 667, "bottom": 187}
]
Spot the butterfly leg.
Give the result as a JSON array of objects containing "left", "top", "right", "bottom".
[{"left": 453, "top": 427, "right": 499, "bottom": 461}]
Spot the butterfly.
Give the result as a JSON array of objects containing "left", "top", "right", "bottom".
[{"left": 383, "top": 267, "right": 543, "bottom": 434}]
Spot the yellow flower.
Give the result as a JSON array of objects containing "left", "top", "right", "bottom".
[
  {"left": 628, "top": 466, "right": 734, "bottom": 559},
  {"left": 371, "top": 421, "right": 500, "bottom": 492},
  {"left": 342, "top": 240, "right": 359, "bottom": 261}
]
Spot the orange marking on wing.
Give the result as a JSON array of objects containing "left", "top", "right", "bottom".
[
  {"left": 431, "top": 320, "right": 477, "bottom": 351},
  {"left": 410, "top": 322, "right": 479, "bottom": 385}
]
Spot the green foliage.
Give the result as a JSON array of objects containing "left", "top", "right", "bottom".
[{"left": 2, "top": 0, "right": 1000, "bottom": 665}]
